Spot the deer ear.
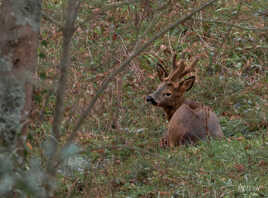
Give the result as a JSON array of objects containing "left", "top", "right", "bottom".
[
  {"left": 179, "top": 76, "right": 195, "bottom": 91},
  {"left": 156, "top": 63, "right": 168, "bottom": 81}
]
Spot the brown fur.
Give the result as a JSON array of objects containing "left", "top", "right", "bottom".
[{"left": 147, "top": 55, "right": 223, "bottom": 147}]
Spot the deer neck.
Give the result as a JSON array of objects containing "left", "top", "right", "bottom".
[
  {"left": 164, "top": 98, "right": 201, "bottom": 120},
  {"left": 163, "top": 97, "right": 186, "bottom": 121}
]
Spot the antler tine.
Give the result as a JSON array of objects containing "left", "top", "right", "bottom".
[
  {"left": 167, "top": 54, "right": 186, "bottom": 81},
  {"left": 189, "top": 57, "right": 199, "bottom": 68},
  {"left": 172, "top": 53, "right": 186, "bottom": 71},
  {"left": 157, "top": 53, "right": 198, "bottom": 82},
  {"left": 176, "top": 60, "right": 186, "bottom": 74},
  {"left": 175, "top": 50, "right": 190, "bottom": 75},
  {"left": 172, "top": 54, "right": 177, "bottom": 70},
  {"left": 180, "top": 50, "right": 187, "bottom": 59},
  {"left": 178, "top": 68, "right": 191, "bottom": 79},
  {"left": 178, "top": 57, "right": 199, "bottom": 79}
]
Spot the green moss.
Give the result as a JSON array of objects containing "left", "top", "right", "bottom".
[
  {"left": 10, "top": 0, "right": 41, "bottom": 32},
  {"left": 0, "top": 76, "right": 25, "bottom": 146}
]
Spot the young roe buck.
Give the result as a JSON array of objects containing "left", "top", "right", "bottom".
[{"left": 146, "top": 54, "right": 224, "bottom": 147}]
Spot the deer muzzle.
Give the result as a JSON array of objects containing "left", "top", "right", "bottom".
[{"left": 146, "top": 95, "right": 157, "bottom": 105}]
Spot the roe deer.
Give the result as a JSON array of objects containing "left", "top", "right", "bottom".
[{"left": 146, "top": 55, "right": 223, "bottom": 147}]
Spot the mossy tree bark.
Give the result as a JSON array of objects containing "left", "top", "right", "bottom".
[{"left": 0, "top": 0, "right": 41, "bottom": 146}]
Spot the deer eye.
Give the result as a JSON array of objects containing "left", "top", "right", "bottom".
[{"left": 163, "top": 93, "right": 171, "bottom": 97}]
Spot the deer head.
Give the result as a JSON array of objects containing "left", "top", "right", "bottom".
[{"left": 146, "top": 54, "right": 198, "bottom": 120}]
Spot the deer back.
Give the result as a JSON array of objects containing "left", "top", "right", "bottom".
[{"left": 167, "top": 104, "right": 223, "bottom": 147}]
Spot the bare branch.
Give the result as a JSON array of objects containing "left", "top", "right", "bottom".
[
  {"left": 194, "top": 18, "right": 268, "bottom": 32},
  {"left": 42, "top": 11, "right": 63, "bottom": 29},
  {"left": 52, "top": 0, "right": 80, "bottom": 140},
  {"left": 77, "top": 0, "right": 140, "bottom": 29}
]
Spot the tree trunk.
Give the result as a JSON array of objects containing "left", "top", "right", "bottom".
[{"left": 0, "top": 0, "right": 41, "bottom": 146}]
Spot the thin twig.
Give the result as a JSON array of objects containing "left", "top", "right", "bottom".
[
  {"left": 66, "top": 0, "right": 219, "bottom": 144},
  {"left": 194, "top": 18, "right": 268, "bottom": 32},
  {"left": 42, "top": 11, "right": 63, "bottom": 29},
  {"left": 207, "top": 2, "right": 242, "bottom": 70},
  {"left": 77, "top": 0, "right": 140, "bottom": 29}
]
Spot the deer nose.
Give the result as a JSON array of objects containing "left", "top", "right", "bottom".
[
  {"left": 146, "top": 95, "right": 157, "bottom": 105},
  {"left": 146, "top": 95, "right": 153, "bottom": 102}
]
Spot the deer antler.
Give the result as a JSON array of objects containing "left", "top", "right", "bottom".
[
  {"left": 178, "top": 57, "right": 198, "bottom": 79},
  {"left": 153, "top": 54, "right": 168, "bottom": 81},
  {"left": 166, "top": 55, "right": 199, "bottom": 82},
  {"left": 172, "top": 54, "right": 178, "bottom": 70}
]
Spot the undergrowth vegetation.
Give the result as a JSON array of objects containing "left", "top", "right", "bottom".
[{"left": 29, "top": 0, "right": 268, "bottom": 197}]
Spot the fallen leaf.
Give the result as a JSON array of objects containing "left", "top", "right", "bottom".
[
  {"left": 26, "top": 142, "right": 32, "bottom": 150},
  {"left": 234, "top": 164, "right": 245, "bottom": 172}
]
